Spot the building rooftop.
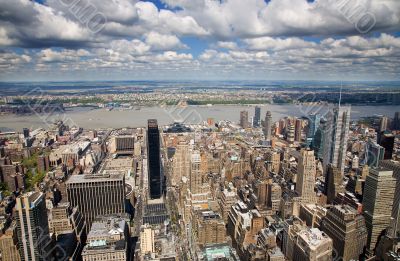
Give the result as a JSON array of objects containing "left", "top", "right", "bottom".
[
  {"left": 62, "top": 141, "right": 90, "bottom": 154},
  {"left": 268, "top": 247, "right": 284, "bottom": 257},
  {"left": 17, "top": 192, "right": 44, "bottom": 209},
  {"left": 85, "top": 216, "right": 127, "bottom": 251},
  {"left": 199, "top": 210, "right": 221, "bottom": 221},
  {"left": 66, "top": 173, "right": 124, "bottom": 184},
  {"left": 148, "top": 119, "right": 158, "bottom": 128},
  {"left": 297, "top": 228, "right": 331, "bottom": 250},
  {"left": 200, "top": 244, "right": 240, "bottom": 261}
]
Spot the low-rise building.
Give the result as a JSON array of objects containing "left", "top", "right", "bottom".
[
  {"left": 193, "top": 210, "right": 226, "bottom": 246},
  {"left": 293, "top": 228, "right": 333, "bottom": 261},
  {"left": 82, "top": 215, "right": 130, "bottom": 261}
]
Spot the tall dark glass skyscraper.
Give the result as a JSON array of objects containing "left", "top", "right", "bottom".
[
  {"left": 253, "top": 106, "right": 261, "bottom": 127},
  {"left": 378, "top": 131, "right": 395, "bottom": 160},
  {"left": 147, "top": 119, "right": 162, "bottom": 199},
  {"left": 393, "top": 112, "right": 400, "bottom": 130}
]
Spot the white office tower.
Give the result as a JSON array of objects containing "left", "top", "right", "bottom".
[
  {"left": 264, "top": 111, "right": 272, "bottom": 141},
  {"left": 322, "top": 105, "right": 351, "bottom": 176}
]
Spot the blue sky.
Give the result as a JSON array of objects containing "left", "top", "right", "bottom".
[{"left": 0, "top": 0, "right": 399, "bottom": 81}]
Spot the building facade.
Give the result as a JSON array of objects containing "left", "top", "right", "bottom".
[
  {"left": 15, "top": 192, "right": 54, "bottom": 261},
  {"left": 322, "top": 105, "right": 351, "bottom": 175},
  {"left": 296, "top": 149, "right": 316, "bottom": 204},
  {"left": 292, "top": 228, "right": 333, "bottom": 261},
  {"left": 147, "top": 119, "right": 162, "bottom": 199},
  {"left": 240, "top": 111, "right": 250, "bottom": 129},
  {"left": 264, "top": 111, "right": 272, "bottom": 141},
  {"left": 0, "top": 221, "right": 21, "bottom": 261},
  {"left": 321, "top": 205, "right": 368, "bottom": 261},
  {"left": 253, "top": 106, "right": 261, "bottom": 127},
  {"left": 66, "top": 174, "right": 125, "bottom": 233},
  {"left": 82, "top": 215, "right": 130, "bottom": 261},
  {"left": 363, "top": 168, "right": 396, "bottom": 252}
]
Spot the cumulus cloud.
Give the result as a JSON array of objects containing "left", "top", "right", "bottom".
[
  {"left": 108, "top": 39, "right": 150, "bottom": 56},
  {"left": 0, "top": 0, "right": 91, "bottom": 48},
  {"left": 0, "top": 0, "right": 207, "bottom": 49},
  {"left": 197, "top": 33, "right": 400, "bottom": 78},
  {"left": 244, "top": 37, "right": 316, "bottom": 51},
  {"left": 216, "top": 41, "right": 238, "bottom": 50},
  {"left": 38, "top": 49, "right": 91, "bottom": 63},
  {"left": 0, "top": 51, "right": 32, "bottom": 71},
  {"left": 0, "top": 0, "right": 399, "bottom": 80},
  {"left": 145, "top": 32, "right": 186, "bottom": 51},
  {"left": 162, "top": 0, "right": 400, "bottom": 38},
  {"left": 1, "top": 33, "right": 399, "bottom": 80}
]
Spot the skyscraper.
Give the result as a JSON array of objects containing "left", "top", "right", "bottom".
[
  {"left": 379, "top": 116, "right": 389, "bottom": 132},
  {"left": 15, "top": 192, "right": 54, "bottom": 261},
  {"left": 322, "top": 105, "right": 351, "bottom": 175},
  {"left": 296, "top": 149, "right": 316, "bottom": 203},
  {"left": 264, "top": 111, "right": 272, "bottom": 140},
  {"left": 294, "top": 118, "right": 302, "bottom": 142},
  {"left": 287, "top": 124, "right": 295, "bottom": 144},
  {"left": 66, "top": 174, "right": 126, "bottom": 232},
  {"left": 253, "top": 106, "right": 261, "bottom": 127},
  {"left": 366, "top": 139, "right": 385, "bottom": 168},
  {"left": 0, "top": 221, "right": 21, "bottom": 261},
  {"left": 379, "top": 160, "right": 400, "bottom": 235},
  {"left": 171, "top": 141, "right": 190, "bottom": 186},
  {"left": 392, "top": 112, "right": 400, "bottom": 130},
  {"left": 240, "top": 111, "right": 249, "bottom": 128},
  {"left": 321, "top": 205, "right": 368, "bottom": 261},
  {"left": 193, "top": 210, "right": 226, "bottom": 247},
  {"left": 363, "top": 168, "right": 396, "bottom": 252},
  {"left": 325, "top": 164, "right": 345, "bottom": 204},
  {"left": 190, "top": 151, "right": 202, "bottom": 194},
  {"left": 378, "top": 131, "right": 395, "bottom": 160},
  {"left": 307, "top": 113, "right": 320, "bottom": 146},
  {"left": 254, "top": 178, "right": 272, "bottom": 209},
  {"left": 147, "top": 119, "right": 162, "bottom": 199},
  {"left": 22, "top": 128, "right": 29, "bottom": 138}
]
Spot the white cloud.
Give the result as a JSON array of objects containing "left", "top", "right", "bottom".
[
  {"left": 0, "top": 0, "right": 399, "bottom": 80},
  {"left": 47, "top": 0, "right": 139, "bottom": 25},
  {"left": 154, "top": 51, "right": 193, "bottom": 62},
  {"left": 38, "top": 49, "right": 90, "bottom": 63},
  {"left": 244, "top": 37, "right": 316, "bottom": 51},
  {"left": 197, "top": 33, "right": 400, "bottom": 78},
  {"left": 162, "top": 0, "right": 400, "bottom": 38},
  {"left": 216, "top": 41, "right": 238, "bottom": 50},
  {"left": 145, "top": 32, "right": 186, "bottom": 51},
  {"left": 0, "top": 0, "right": 91, "bottom": 47},
  {"left": 108, "top": 39, "right": 151, "bottom": 55},
  {"left": 158, "top": 10, "right": 209, "bottom": 36},
  {"left": 0, "top": 52, "right": 32, "bottom": 71},
  {"left": 0, "top": 28, "right": 16, "bottom": 46}
]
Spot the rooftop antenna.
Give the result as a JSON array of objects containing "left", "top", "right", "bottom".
[{"left": 338, "top": 82, "right": 343, "bottom": 108}]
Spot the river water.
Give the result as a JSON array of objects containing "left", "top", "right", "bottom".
[{"left": 1, "top": 104, "right": 399, "bottom": 131}]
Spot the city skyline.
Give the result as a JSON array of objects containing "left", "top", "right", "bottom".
[
  {"left": 1, "top": 1, "right": 400, "bottom": 260},
  {"left": 1, "top": 107, "right": 400, "bottom": 260}
]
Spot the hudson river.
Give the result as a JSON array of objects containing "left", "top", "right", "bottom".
[{"left": 1, "top": 104, "right": 400, "bottom": 131}]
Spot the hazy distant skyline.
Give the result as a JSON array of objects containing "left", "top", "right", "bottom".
[{"left": 0, "top": 0, "right": 399, "bottom": 81}]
